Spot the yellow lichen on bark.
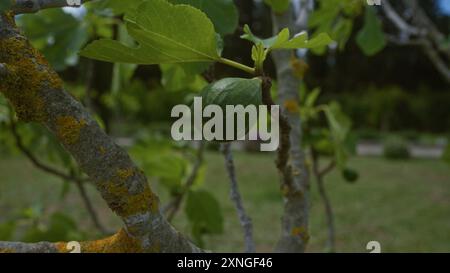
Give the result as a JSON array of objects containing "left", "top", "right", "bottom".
[
  {"left": 98, "top": 145, "right": 107, "bottom": 155},
  {"left": 290, "top": 56, "right": 309, "bottom": 79},
  {"left": 283, "top": 99, "right": 300, "bottom": 114},
  {"left": 0, "top": 13, "right": 63, "bottom": 122},
  {"left": 126, "top": 186, "right": 160, "bottom": 215},
  {"left": 117, "top": 168, "right": 134, "bottom": 180},
  {"left": 56, "top": 229, "right": 145, "bottom": 253},
  {"left": 291, "top": 226, "right": 310, "bottom": 243},
  {"left": 106, "top": 169, "right": 160, "bottom": 217},
  {"left": 56, "top": 116, "right": 87, "bottom": 145},
  {"left": 0, "top": 248, "right": 13, "bottom": 253}
]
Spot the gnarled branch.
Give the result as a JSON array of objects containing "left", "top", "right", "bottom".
[{"left": 0, "top": 12, "right": 201, "bottom": 253}]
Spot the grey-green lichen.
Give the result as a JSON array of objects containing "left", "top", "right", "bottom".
[
  {"left": 0, "top": 12, "right": 62, "bottom": 122},
  {"left": 55, "top": 116, "right": 87, "bottom": 145}
]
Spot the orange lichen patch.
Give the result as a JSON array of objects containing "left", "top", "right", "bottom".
[
  {"left": 56, "top": 229, "right": 147, "bottom": 253},
  {"left": 0, "top": 16, "right": 63, "bottom": 122},
  {"left": 291, "top": 226, "right": 310, "bottom": 242},
  {"left": 284, "top": 99, "right": 299, "bottom": 114},
  {"left": 106, "top": 180, "right": 159, "bottom": 217},
  {"left": 0, "top": 248, "right": 14, "bottom": 253},
  {"left": 126, "top": 187, "right": 160, "bottom": 215},
  {"left": 102, "top": 168, "right": 160, "bottom": 217},
  {"left": 56, "top": 116, "right": 87, "bottom": 145},
  {"left": 290, "top": 57, "right": 309, "bottom": 79}
]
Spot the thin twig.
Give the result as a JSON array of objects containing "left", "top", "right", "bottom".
[
  {"left": 311, "top": 148, "right": 336, "bottom": 252},
  {"left": 9, "top": 113, "right": 109, "bottom": 234},
  {"left": 318, "top": 159, "right": 336, "bottom": 177},
  {"left": 221, "top": 143, "right": 255, "bottom": 253},
  {"left": 165, "top": 141, "right": 205, "bottom": 222},
  {"left": 381, "top": 0, "right": 450, "bottom": 84},
  {"left": 72, "top": 172, "right": 110, "bottom": 234},
  {"left": 10, "top": 116, "right": 76, "bottom": 182}
]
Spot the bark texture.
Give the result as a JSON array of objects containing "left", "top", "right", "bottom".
[
  {"left": 272, "top": 5, "right": 310, "bottom": 253},
  {"left": 221, "top": 143, "right": 255, "bottom": 253},
  {"left": 0, "top": 12, "right": 201, "bottom": 253}
]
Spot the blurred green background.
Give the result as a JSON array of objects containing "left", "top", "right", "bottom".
[{"left": 0, "top": 0, "right": 449, "bottom": 252}]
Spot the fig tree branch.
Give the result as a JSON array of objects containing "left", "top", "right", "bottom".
[
  {"left": 381, "top": 0, "right": 450, "bottom": 84},
  {"left": 11, "top": 0, "right": 93, "bottom": 14},
  {"left": 0, "top": 229, "right": 150, "bottom": 253},
  {"left": 0, "top": 12, "right": 202, "bottom": 253},
  {"left": 221, "top": 143, "right": 255, "bottom": 253},
  {"left": 311, "top": 148, "right": 336, "bottom": 252},
  {"left": 271, "top": 4, "right": 311, "bottom": 252}
]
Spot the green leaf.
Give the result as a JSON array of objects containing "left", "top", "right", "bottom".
[
  {"left": 272, "top": 32, "right": 333, "bottom": 50},
  {"left": 305, "top": 87, "right": 321, "bottom": 108},
  {"left": 200, "top": 77, "right": 262, "bottom": 108},
  {"left": 241, "top": 25, "right": 279, "bottom": 48},
  {"left": 0, "top": 0, "right": 13, "bottom": 12},
  {"left": 197, "top": 78, "right": 263, "bottom": 140},
  {"left": 81, "top": 0, "right": 220, "bottom": 64},
  {"left": 251, "top": 43, "right": 268, "bottom": 72},
  {"left": 342, "top": 168, "right": 359, "bottom": 183},
  {"left": 324, "top": 102, "right": 351, "bottom": 143},
  {"left": 185, "top": 190, "right": 224, "bottom": 238},
  {"left": 130, "top": 141, "right": 188, "bottom": 193},
  {"left": 333, "top": 18, "right": 353, "bottom": 50},
  {"left": 160, "top": 62, "right": 209, "bottom": 92},
  {"left": 323, "top": 102, "right": 352, "bottom": 169},
  {"left": 241, "top": 24, "right": 333, "bottom": 51},
  {"left": 21, "top": 212, "right": 80, "bottom": 242},
  {"left": 356, "top": 7, "right": 386, "bottom": 56},
  {"left": 169, "top": 0, "right": 238, "bottom": 36},
  {"left": 18, "top": 9, "right": 88, "bottom": 71},
  {"left": 46, "top": 213, "right": 78, "bottom": 241},
  {"left": 264, "top": 0, "right": 290, "bottom": 13}
]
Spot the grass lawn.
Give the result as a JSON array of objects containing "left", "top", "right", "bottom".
[{"left": 0, "top": 152, "right": 449, "bottom": 252}]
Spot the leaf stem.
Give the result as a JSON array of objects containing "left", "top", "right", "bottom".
[{"left": 219, "top": 57, "right": 255, "bottom": 75}]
